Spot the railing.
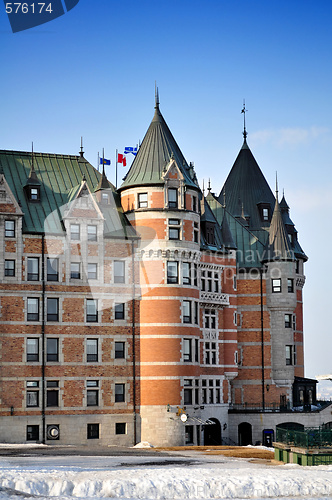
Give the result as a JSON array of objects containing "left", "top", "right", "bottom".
[
  {"left": 200, "top": 291, "right": 229, "bottom": 307},
  {"left": 229, "top": 402, "right": 329, "bottom": 413},
  {"left": 276, "top": 427, "right": 332, "bottom": 449}
]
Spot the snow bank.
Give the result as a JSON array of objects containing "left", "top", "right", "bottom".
[{"left": 132, "top": 442, "right": 154, "bottom": 449}]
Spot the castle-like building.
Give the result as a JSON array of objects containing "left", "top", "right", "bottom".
[{"left": 0, "top": 96, "right": 329, "bottom": 447}]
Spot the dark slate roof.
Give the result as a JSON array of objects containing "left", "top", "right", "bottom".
[
  {"left": 218, "top": 139, "right": 275, "bottom": 230},
  {"left": 261, "top": 197, "right": 294, "bottom": 262},
  {"left": 0, "top": 149, "right": 135, "bottom": 238},
  {"left": 119, "top": 103, "right": 199, "bottom": 190}
]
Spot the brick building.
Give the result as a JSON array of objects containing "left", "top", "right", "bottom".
[{"left": 0, "top": 96, "right": 328, "bottom": 446}]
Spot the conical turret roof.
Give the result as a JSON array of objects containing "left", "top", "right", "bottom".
[
  {"left": 119, "top": 101, "right": 198, "bottom": 191},
  {"left": 218, "top": 139, "right": 275, "bottom": 230},
  {"left": 262, "top": 196, "right": 294, "bottom": 262}
]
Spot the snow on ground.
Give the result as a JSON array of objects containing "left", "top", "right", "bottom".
[{"left": 0, "top": 450, "right": 332, "bottom": 499}]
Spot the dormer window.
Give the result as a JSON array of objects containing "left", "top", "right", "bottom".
[
  {"left": 168, "top": 188, "right": 178, "bottom": 209},
  {"left": 257, "top": 203, "right": 270, "bottom": 222},
  {"left": 262, "top": 208, "right": 269, "bottom": 221},
  {"left": 101, "top": 192, "right": 109, "bottom": 205}
]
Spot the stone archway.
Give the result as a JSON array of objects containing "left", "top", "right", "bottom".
[
  {"left": 204, "top": 418, "right": 222, "bottom": 445},
  {"left": 238, "top": 422, "right": 252, "bottom": 446}
]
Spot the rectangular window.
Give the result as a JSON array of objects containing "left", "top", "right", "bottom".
[
  {"left": 27, "top": 338, "right": 39, "bottom": 362},
  {"left": 115, "top": 423, "right": 127, "bottom": 435},
  {"left": 285, "top": 314, "right": 292, "bottom": 328},
  {"left": 87, "top": 381, "right": 99, "bottom": 406},
  {"left": 194, "top": 302, "right": 199, "bottom": 325},
  {"left": 138, "top": 192, "right": 148, "bottom": 208},
  {"left": 115, "top": 341, "right": 125, "bottom": 359},
  {"left": 168, "top": 219, "right": 180, "bottom": 240},
  {"left": 102, "top": 192, "right": 109, "bottom": 205},
  {"left": 185, "top": 425, "right": 194, "bottom": 444},
  {"left": 87, "top": 339, "right": 98, "bottom": 362},
  {"left": 114, "top": 260, "right": 125, "bottom": 283},
  {"left": 88, "top": 263, "right": 98, "bottom": 280},
  {"left": 87, "top": 225, "right": 97, "bottom": 241},
  {"left": 262, "top": 208, "right": 269, "bottom": 221},
  {"left": 5, "top": 220, "right": 15, "bottom": 237},
  {"left": 204, "top": 309, "right": 216, "bottom": 329},
  {"left": 167, "top": 261, "right": 178, "bottom": 284},
  {"left": 205, "top": 342, "right": 217, "bottom": 365},
  {"left": 184, "top": 379, "right": 193, "bottom": 405},
  {"left": 286, "top": 345, "right": 295, "bottom": 366},
  {"left": 183, "top": 339, "right": 192, "bottom": 362},
  {"left": 194, "top": 222, "right": 199, "bottom": 243},
  {"left": 46, "top": 381, "right": 59, "bottom": 407},
  {"left": 70, "top": 224, "right": 80, "bottom": 240},
  {"left": 86, "top": 299, "right": 98, "bottom": 322},
  {"left": 272, "top": 278, "right": 281, "bottom": 293},
  {"left": 27, "top": 425, "right": 39, "bottom": 441},
  {"left": 27, "top": 257, "right": 39, "bottom": 281},
  {"left": 195, "top": 339, "right": 199, "bottom": 363},
  {"left": 288, "top": 278, "right": 294, "bottom": 293},
  {"left": 183, "top": 300, "right": 192, "bottom": 324},
  {"left": 182, "top": 262, "right": 191, "bottom": 285},
  {"left": 193, "top": 196, "right": 197, "bottom": 212},
  {"left": 4, "top": 259, "right": 15, "bottom": 277},
  {"left": 70, "top": 262, "right": 80, "bottom": 279},
  {"left": 193, "top": 263, "right": 198, "bottom": 286},
  {"left": 87, "top": 423, "right": 99, "bottom": 439},
  {"left": 214, "top": 273, "right": 219, "bottom": 292},
  {"left": 47, "top": 338, "right": 59, "bottom": 362},
  {"left": 27, "top": 387, "right": 39, "bottom": 407},
  {"left": 115, "top": 383, "right": 125, "bottom": 403},
  {"left": 27, "top": 298, "right": 39, "bottom": 321},
  {"left": 30, "top": 187, "right": 39, "bottom": 201},
  {"left": 115, "top": 303, "right": 125, "bottom": 320},
  {"left": 168, "top": 188, "right": 178, "bottom": 208},
  {"left": 47, "top": 298, "right": 59, "bottom": 322},
  {"left": 47, "top": 258, "right": 59, "bottom": 281}
]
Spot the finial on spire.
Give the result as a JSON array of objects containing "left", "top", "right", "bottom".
[
  {"left": 275, "top": 171, "right": 279, "bottom": 201},
  {"left": 241, "top": 99, "right": 247, "bottom": 139},
  {"left": 207, "top": 178, "right": 211, "bottom": 192},
  {"left": 80, "top": 136, "right": 84, "bottom": 158},
  {"left": 102, "top": 148, "right": 106, "bottom": 176},
  {"left": 155, "top": 82, "right": 160, "bottom": 109},
  {"left": 31, "top": 142, "right": 35, "bottom": 171},
  {"left": 222, "top": 189, "right": 226, "bottom": 209},
  {"left": 202, "top": 179, "right": 205, "bottom": 196}
]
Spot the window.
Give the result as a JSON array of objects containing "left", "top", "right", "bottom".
[
  {"left": 168, "top": 218, "right": 180, "bottom": 240},
  {"left": 288, "top": 278, "right": 294, "bottom": 293},
  {"left": 205, "top": 342, "right": 217, "bottom": 365},
  {"left": 114, "top": 260, "right": 125, "bottom": 283},
  {"left": 115, "top": 303, "right": 125, "bottom": 320},
  {"left": 168, "top": 188, "right": 178, "bottom": 208},
  {"left": 182, "top": 262, "right": 191, "bottom": 285},
  {"left": 27, "top": 338, "right": 39, "bottom": 362},
  {"left": 193, "top": 196, "right": 197, "bottom": 212},
  {"left": 4, "top": 260, "right": 15, "bottom": 277},
  {"left": 183, "top": 339, "right": 192, "bottom": 362},
  {"left": 167, "top": 261, "right": 178, "bottom": 284},
  {"left": 115, "top": 341, "right": 125, "bottom": 359},
  {"left": 27, "top": 257, "right": 39, "bottom": 281},
  {"left": 272, "top": 278, "right": 281, "bottom": 293},
  {"left": 87, "top": 423, "right": 99, "bottom": 439},
  {"left": 262, "top": 208, "right": 269, "bottom": 221},
  {"left": 87, "top": 225, "right": 97, "bottom": 241},
  {"left": 185, "top": 425, "right": 194, "bottom": 444},
  {"left": 47, "top": 298, "right": 59, "bottom": 321},
  {"left": 286, "top": 345, "right": 296, "bottom": 366},
  {"left": 208, "top": 379, "right": 214, "bottom": 404},
  {"left": 138, "top": 192, "right": 148, "bottom": 208},
  {"left": 27, "top": 425, "right": 39, "bottom": 441},
  {"left": 195, "top": 339, "right": 199, "bottom": 363},
  {"left": 183, "top": 300, "right": 192, "bottom": 324},
  {"left": 5, "top": 220, "right": 15, "bottom": 237},
  {"left": 184, "top": 379, "right": 193, "bottom": 405},
  {"left": 202, "top": 379, "right": 207, "bottom": 404},
  {"left": 29, "top": 187, "right": 40, "bottom": 201},
  {"left": 86, "top": 299, "right": 98, "bottom": 322},
  {"left": 47, "top": 338, "right": 59, "bottom": 361},
  {"left": 115, "top": 383, "right": 125, "bottom": 403},
  {"left": 87, "top": 339, "right": 98, "bottom": 362},
  {"left": 194, "top": 302, "right": 199, "bottom": 325},
  {"left": 115, "top": 423, "right": 126, "bottom": 435},
  {"left": 285, "top": 314, "right": 292, "bottom": 328},
  {"left": 194, "top": 222, "right": 199, "bottom": 243},
  {"left": 70, "top": 262, "right": 80, "bottom": 279},
  {"left": 88, "top": 263, "right": 98, "bottom": 280},
  {"left": 27, "top": 381, "right": 39, "bottom": 407},
  {"left": 233, "top": 275, "right": 237, "bottom": 290},
  {"left": 193, "top": 263, "right": 198, "bottom": 286},
  {"left": 27, "top": 298, "right": 39, "bottom": 321},
  {"left": 47, "top": 258, "right": 59, "bottom": 281},
  {"left": 70, "top": 224, "right": 80, "bottom": 240},
  {"left": 101, "top": 192, "right": 109, "bottom": 204},
  {"left": 87, "top": 380, "right": 99, "bottom": 406},
  {"left": 46, "top": 381, "right": 59, "bottom": 407},
  {"left": 215, "top": 380, "right": 221, "bottom": 404},
  {"left": 204, "top": 309, "right": 216, "bottom": 329},
  {"left": 201, "top": 271, "right": 219, "bottom": 292}
]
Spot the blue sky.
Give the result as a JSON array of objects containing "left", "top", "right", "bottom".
[{"left": 1, "top": 0, "right": 332, "bottom": 382}]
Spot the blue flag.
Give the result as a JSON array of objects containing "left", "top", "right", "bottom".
[
  {"left": 100, "top": 158, "right": 111, "bottom": 166},
  {"left": 124, "top": 147, "right": 138, "bottom": 156}
]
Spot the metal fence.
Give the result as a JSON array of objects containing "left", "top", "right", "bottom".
[{"left": 276, "top": 427, "right": 332, "bottom": 449}]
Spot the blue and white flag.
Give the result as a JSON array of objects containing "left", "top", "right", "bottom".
[
  {"left": 124, "top": 147, "right": 138, "bottom": 156},
  {"left": 100, "top": 158, "right": 111, "bottom": 166}
]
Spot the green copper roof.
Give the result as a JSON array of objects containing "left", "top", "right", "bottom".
[
  {"left": 120, "top": 103, "right": 199, "bottom": 190},
  {"left": 218, "top": 139, "right": 275, "bottom": 231},
  {"left": 0, "top": 149, "right": 135, "bottom": 238}
]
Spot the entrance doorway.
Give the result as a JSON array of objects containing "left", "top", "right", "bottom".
[
  {"left": 204, "top": 418, "right": 222, "bottom": 445},
  {"left": 238, "top": 422, "right": 252, "bottom": 446}
]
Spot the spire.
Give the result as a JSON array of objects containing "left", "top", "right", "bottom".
[
  {"left": 241, "top": 100, "right": 247, "bottom": 140},
  {"left": 25, "top": 142, "right": 40, "bottom": 185},
  {"left": 262, "top": 196, "right": 294, "bottom": 262},
  {"left": 155, "top": 82, "right": 160, "bottom": 110},
  {"left": 275, "top": 171, "right": 279, "bottom": 201},
  {"left": 207, "top": 178, "right": 211, "bottom": 193},
  {"left": 95, "top": 147, "right": 110, "bottom": 191},
  {"left": 80, "top": 136, "right": 84, "bottom": 158}
]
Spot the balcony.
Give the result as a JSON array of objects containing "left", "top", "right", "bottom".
[{"left": 199, "top": 291, "right": 229, "bottom": 307}]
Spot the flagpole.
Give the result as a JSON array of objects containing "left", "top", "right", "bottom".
[
  {"left": 116, "top": 149, "right": 118, "bottom": 189},
  {"left": 97, "top": 152, "right": 100, "bottom": 172}
]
